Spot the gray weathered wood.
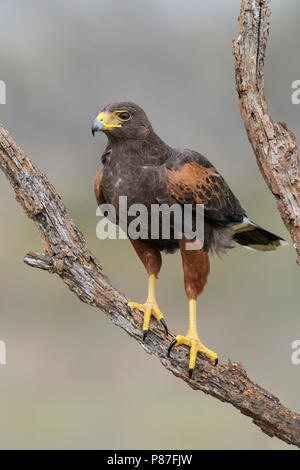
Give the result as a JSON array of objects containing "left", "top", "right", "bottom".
[
  {"left": 233, "top": 0, "right": 300, "bottom": 263},
  {"left": 1, "top": 122, "right": 300, "bottom": 447}
]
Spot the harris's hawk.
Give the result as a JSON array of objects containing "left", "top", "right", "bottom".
[{"left": 92, "top": 102, "right": 286, "bottom": 377}]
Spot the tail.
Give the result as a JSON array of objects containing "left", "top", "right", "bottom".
[{"left": 232, "top": 218, "right": 287, "bottom": 252}]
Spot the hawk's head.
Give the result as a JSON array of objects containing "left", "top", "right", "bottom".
[{"left": 91, "top": 102, "right": 152, "bottom": 140}]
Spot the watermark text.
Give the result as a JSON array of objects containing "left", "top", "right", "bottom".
[
  {"left": 291, "top": 339, "right": 300, "bottom": 365},
  {"left": 0, "top": 80, "right": 6, "bottom": 104},
  {"left": 96, "top": 196, "right": 204, "bottom": 250},
  {"left": 0, "top": 340, "right": 6, "bottom": 365},
  {"left": 291, "top": 80, "right": 300, "bottom": 105}
]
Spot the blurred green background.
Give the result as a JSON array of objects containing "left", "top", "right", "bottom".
[{"left": 0, "top": 0, "right": 299, "bottom": 450}]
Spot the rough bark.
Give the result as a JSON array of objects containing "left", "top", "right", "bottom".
[
  {"left": 0, "top": 125, "right": 300, "bottom": 447},
  {"left": 233, "top": 0, "right": 300, "bottom": 263}
]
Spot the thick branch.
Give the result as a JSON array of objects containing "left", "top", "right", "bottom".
[
  {"left": 233, "top": 0, "right": 300, "bottom": 263},
  {"left": 1, "top": 127, "right": 300, "bottom": 447}
]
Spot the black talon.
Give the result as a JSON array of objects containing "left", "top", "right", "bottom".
[
  {"left": 167, "top": 338, "right": 177, "bottom": 357},
  {"left": 160, "top": 318, "right": 168, "bottom": 337},
  {"left": 189, "top": 368, "right": 194, "bottom": 379},
  {"left": 127, "top": 305, "right": 133, "bottom": 317},
  {"left": 142, "top": 330, "right": 148, "bottom": 342},
  {"left": 214, "top": 358, "right": 218, "bottom": 366}
]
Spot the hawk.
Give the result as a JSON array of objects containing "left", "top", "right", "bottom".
[{"left": 92, "top": 102, "right": 285, "bottom": 377}]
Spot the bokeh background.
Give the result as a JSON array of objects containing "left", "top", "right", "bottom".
[{"left": 0, "top": 0, "right": 299, "bottom": 450}]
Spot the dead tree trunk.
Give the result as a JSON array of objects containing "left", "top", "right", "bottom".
[{"left": 233, "top": 0, "right": 300, "bottom": 263}]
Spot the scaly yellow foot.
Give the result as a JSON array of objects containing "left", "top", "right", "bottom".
[
  {"left": 167, "top": 299, "right": 218, "bottom": 378},
  {"left": 127, "top": 274, "right": 168, "bottom": 340}
]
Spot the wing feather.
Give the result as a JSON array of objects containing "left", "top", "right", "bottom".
[{"left": 166, "top": 154, "right": 245, "bottom": 225}]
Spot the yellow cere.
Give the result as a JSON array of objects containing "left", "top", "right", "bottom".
[{"left": 96, "top": 111, "right": 122, "bottom": 130}]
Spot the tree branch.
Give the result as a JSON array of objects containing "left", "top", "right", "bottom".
[
  {"left": 0, "top": 126, "right": 300, "bottom": 448},
  {"left": 233, "top": 0, "right": 300, "bottom": 264},
  {"left": 0, "top": 0, "right": 299, "bottom": 447}
]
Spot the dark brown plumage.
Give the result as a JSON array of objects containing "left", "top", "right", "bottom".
[{"left": 92, "top": 101, "right": 285, "bottom": 375}]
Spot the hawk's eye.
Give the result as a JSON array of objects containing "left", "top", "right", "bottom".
[{"left": 116, "top": 111, "right": 131, "bottom": 121}]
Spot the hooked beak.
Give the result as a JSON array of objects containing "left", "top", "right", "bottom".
[
  {"left": 91, "top": 111, "right": 122, "bottom": 136},
  {"left": 91, "top": 118, "right": 104, "bottom": 136}
]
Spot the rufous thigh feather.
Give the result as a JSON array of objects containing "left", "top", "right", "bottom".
[
  {"left": 130, "top": 240, "right": 162, "bottom": 277},
  {"left": 178, "top": 239, "right": 210, "bottom": 299}
]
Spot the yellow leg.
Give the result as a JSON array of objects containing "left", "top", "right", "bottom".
[
  {"left": 168, "top": 299, "right": 218, "bottom": 377},
  {"left": 128, "top": 274, "right": 168, "bottom": 340}
]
